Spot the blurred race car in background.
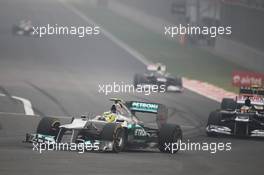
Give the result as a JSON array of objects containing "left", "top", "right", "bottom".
[
  {"left": 206, "top": 86, "right": 264, "bottom": 137},
  {"left": 12, "top": 20, "right": 34, "bottom": 36},
  {"left": 134, "top": 63, "right": 183, "bottom": 92},
  {"left": 25, "top": 98, "right": 182, "bottom": 153}
]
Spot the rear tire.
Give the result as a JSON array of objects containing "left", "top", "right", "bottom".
[
  {"left": 36, "top": 117, "right": 60, "bottom": 137},
  {"left": 174, "top": 77, "right": 182, "bottom": 87},
  {"left": 221, "top": 98, "right": 236, "bottom": 111},
  {"left": 101, "top": 123, "right": 126, "bottom": 153},
  {"left": 156, "top": 104, "right": 168, "bottom": 128},
  {"left": 12, "top": 26, "right": 21, "bottom": 35},
  {"left": 134, "top": 74, "right": 143, "bottom": 87},
  {"left": 158, "top": 124, "right": 182, "bottom": 153}
]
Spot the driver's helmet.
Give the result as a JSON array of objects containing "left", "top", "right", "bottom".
[
  {"left": 245, "top": 98, "right": 251, "bottom": 107},
  {"left": 111, "top": 104, "right": 117, "bottom": 113},
  {"left": 111, "top": 103, "right": 125, "bottom": 115},
  {"left": 103, "top": 111, "right": 117, "bottom": 123},
  {"left": 157, "top": 65, "right": 161, "bottom": 71},
  {"left": 156, "top": 63, "right": 166, "bottom": 74},
  {"left": 241, "top": 98, "right": 252, "bottom": 113}
]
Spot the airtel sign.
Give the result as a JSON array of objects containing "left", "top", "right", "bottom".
[{"left": 232, "top": 71, "right": 264, "bottom": 87}]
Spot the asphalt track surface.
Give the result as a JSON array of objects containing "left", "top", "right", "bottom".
[{"left": 0, "top": 0, "right": 264, "bottom": 175}]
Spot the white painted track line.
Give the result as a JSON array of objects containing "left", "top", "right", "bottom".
[{"left": 0, "top": 93, "right": 34, "bottom": 115}]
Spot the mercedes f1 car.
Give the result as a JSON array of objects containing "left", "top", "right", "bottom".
[
  {"left": 134, "top": 63, "right": 183, "bottom": 92},
  {"left": 13, "top": 20, "right": 34, "bottom": 36},
  {"left": 206, "top": 86, "right": 264, "bottom": 137},
  {"left": 25, "top": 98, "right": 182, "bottom": 153}
]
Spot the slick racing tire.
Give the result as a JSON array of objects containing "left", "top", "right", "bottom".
[
  {"left": 206, "top": 111, "right": 221, "bottom": 137},
  {"left": 221, "top": 98, "right": 236, "bottom": 111},
  {"left": 36, "top": 117, "right": 60, "bottom": 137},
  {"left": 101, "top": 123, "right": 126, "bottom": 153},
  {"left": 174, "top": 77, "right": 182, "bottom": 87},
  {"left": 12, "top": 26, "right": 22, "bottom": 35},
  {"left": 158, "top": 124, "right": 182, "bottom": 153}
]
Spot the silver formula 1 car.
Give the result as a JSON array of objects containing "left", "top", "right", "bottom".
[
  {"left": 25, "top": 98, "right": 182, "bottom": 153},
  {"left": 206, "top": 86, "right": 264, "bottom": 138},
  {"left": 134, "top": 63, "right": 183, "bottom": 92}
]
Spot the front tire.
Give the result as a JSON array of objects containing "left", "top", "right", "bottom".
[
  {"left": 221, "top": 98, "right": 236, "bottom": 111},
  {"left": 206, "top": 111, "right": 221, "bottom": 137},
  {"left": 101, "top": 123, "right": 126, "bottom": 153},
  {"left": 134, "top": 74, "right": 144, "bottom": 87},
  {"left": 36, "top": 117, "right": 60, "bottom": 136}
]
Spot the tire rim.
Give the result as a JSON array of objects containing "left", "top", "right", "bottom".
[
  {"left": 117, "top": 137, "right": 123, "bottom": 147},
  {"left": 114, "top": 129, "right": 124, "bottom": 150}
]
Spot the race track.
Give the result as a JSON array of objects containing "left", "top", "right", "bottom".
[{"left": 0, "top": 0, "right": 263, "bottom": 175}]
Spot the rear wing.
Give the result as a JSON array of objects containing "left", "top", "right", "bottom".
[
  {"left": 126, "top": 101, "right": 168, "bottom": 128},
  {"left": 126, "top": 101, "right": 160, "bottom": 114}
]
